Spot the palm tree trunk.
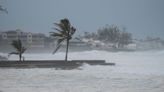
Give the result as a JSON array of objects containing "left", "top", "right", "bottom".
[{"left": 65, "top": 38, "right": 69, "bottom": 61}]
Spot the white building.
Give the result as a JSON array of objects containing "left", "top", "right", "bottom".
[{"left": 0, "top": 29, "right": 45, "bottom": 48}]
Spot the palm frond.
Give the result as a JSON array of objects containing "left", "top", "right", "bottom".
[
  {"left": 54, "top": 23, "right": 67, "bottom": 33},
  {"left": 11, "top": 40, "right": 22, "bottom": 52},
  {"left": 60, "top": 18, "right": 71, "bottom": 31},
  {"left": 17, "top": 39, "right": 22, "bottom": 49},
  {"left": 52, "top": 38, "right": 65, "bottom": 54},
  {"left": 11, "top": 39, "right": 26, "bottom": 54},
  {"left": 9, "top": 52, "right": 19, "bottom": 55},
  {"left": 52, "top": 28, "right": 63, "bottom": 33},
  {"left": 8, "top": 52, "right": 19, "bottom": 57},
  {"left": 57, "top": 38, "right": 65, "bottom": 44},
  {"left": 52, "top": 44, "right": 62, "bottom": 54},
  {"left": 70, "top": 27, "right": 76, "bottom": 36},
  {"left": 50, "top": 32, "right": 63, "bottom": 37},
  {"left": 54, "top": 18, "right": 71, "bottom": 34},
  {"left": 21, "top": 47, "right": 26, "bottom": 53}
]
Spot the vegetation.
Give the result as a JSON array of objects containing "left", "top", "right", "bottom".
[
  {"left": 83, "top": 25, "right": 132, "bottom": 48},
  {"left": 50, "top": 18, "right": 76, "bottom": 61},
  {"left": 9, "top": 39, "right": 26, "bottom": 61},
  {"left": 97, "top": 25, "right": 120, "bottom": 45}
]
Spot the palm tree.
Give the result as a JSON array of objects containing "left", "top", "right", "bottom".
[
  {"left": 9, "top": 39, "right": 26, "bottom": 61},
  {"left": 50, "top": 18, "right": 76, "bottom": 61}
]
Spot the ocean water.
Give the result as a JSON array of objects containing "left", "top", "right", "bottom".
[{"left": 0, "top": 50, "right": 164, "bottom": 92}]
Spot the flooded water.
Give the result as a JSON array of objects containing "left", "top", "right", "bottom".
[{"left": 0, "top": 50, "right": 164, "bottom": 92}]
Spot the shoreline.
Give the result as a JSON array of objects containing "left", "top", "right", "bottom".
[{"left": 0, "top": 60, "right": 115, "bottom": 69}]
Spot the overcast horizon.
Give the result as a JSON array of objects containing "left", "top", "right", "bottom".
[{"left": 0, "top": 0, "right": 164, "bottom": 39}]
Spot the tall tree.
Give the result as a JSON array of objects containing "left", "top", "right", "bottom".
[
  {"left": 118, "top": 31, "right": 132, "bottom": 48},
  {"left": 97, "top": 25, "right": 120, "bottom": 45},
  {"left": 9, "top": 39, "right": 26, "bottom": 61},
  {"left": 97, "top": 25, "right": 132, "bottom": 48},
  {"left": 50, "top": 18, "right": 76, "bottom": 61}
]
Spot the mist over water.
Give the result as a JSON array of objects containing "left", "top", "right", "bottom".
[
  {"left": 3, "top": 50, "right": 164, "bottom": 75},
  {"left": 0, "top": 50, "right": 164, "bottom": 92}
]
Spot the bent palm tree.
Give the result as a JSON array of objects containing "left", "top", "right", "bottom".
[
  {"left": 50, "top": 18, "right": 76, "bottom": 61},
  {"left": 9, "top": 39, "right": 26, "bottom": 61}
]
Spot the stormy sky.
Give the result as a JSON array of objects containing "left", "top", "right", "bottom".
[{"left": 0, "top": 0, "right": 164, "bottom": 39}]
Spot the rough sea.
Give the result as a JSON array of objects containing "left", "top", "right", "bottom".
[{"left": 0, "top": 50, "right": 164, "bottom": 92}]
